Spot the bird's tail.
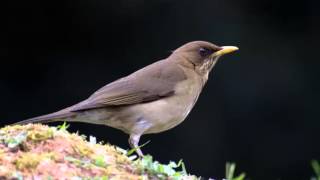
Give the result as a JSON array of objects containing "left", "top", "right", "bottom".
[{"left": 13, "top": 109, "right": 76, "bottom": 125}]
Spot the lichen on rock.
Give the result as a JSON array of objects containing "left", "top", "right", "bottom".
[{"left": 0, "top": 123, "right": 198, "bottom": 180}]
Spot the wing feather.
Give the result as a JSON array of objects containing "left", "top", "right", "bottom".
[{"left": 71, "top": 60, "right": 186, "bottom": 111}]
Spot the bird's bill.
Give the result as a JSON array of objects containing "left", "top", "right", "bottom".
[{"left": 212, "top": 46, "right": 239, "bottom": 57}]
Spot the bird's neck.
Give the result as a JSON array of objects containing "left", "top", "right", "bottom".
[
  {"left": 170, "top": 62, "right": 206, "bottom": 89},
  {"left": 167, "top": 54, "right": 212, "bottom": 87},
  {"left": 168, "top": 53, "right": 195, "bottom": 69}
]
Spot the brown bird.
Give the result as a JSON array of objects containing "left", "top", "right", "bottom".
[{"left": 15, "top": 41, "right": 238, "bottom": 156}]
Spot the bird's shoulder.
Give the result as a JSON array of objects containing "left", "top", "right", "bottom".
[{"left": 132, "top": 59, "right": 187, "bottom": 81}]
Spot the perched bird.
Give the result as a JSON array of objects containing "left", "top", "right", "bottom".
[{"left": 15, "top": 41, "right": 238, "bottom": 156}]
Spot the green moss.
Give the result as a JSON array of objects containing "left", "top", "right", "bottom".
[
  {"left": 15, "top": 152, "right": 55, "bottom": 170},
  {"left": 92, "top": 155, "right": 107, "bottom": 168},
  {"left": 27, "top": 127, "right": 54, "bottom": 141},
  {"left": 65, "top": 156, "right": 93, "bottom": 169},
  {"left": 1, "top": 131, "right": 27, "bottom": 149},
  {"left": 133, "top": 155, "right": 197, "bottom": 180},
  {"left": 72, "top": 142, "right": 94, "bottom": 157}
]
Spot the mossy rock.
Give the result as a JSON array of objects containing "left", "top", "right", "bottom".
[{"left": 0, "top": 124, "right": 198, "bottom": 180}]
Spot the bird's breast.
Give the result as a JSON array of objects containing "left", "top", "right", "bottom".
[{"left": 140, "top": 69, "right": 204, "bottom": 134}]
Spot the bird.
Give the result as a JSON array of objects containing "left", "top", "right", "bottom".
[{"left": 15, "top": 41, "right": 238, "bottom": 156}]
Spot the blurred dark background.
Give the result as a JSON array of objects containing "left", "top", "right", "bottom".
[{"left": 1, "top": 0, "right": 320, "bottom": 179}]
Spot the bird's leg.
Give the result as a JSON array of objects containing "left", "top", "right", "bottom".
[{"left": 129, "top": 134, "right": 144, "bottom": 157}]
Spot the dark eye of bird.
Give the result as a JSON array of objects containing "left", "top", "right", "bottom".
[{"left": 199, "top": 47, "right": 213, "bottom": 57}]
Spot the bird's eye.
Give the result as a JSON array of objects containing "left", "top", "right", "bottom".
[{"left": 199, "top": 47, "right": 213, "bottom": 57}]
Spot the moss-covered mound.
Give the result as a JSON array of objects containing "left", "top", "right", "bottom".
[{"left": 0, "top": 123, "right": 197, "bottom": 180}]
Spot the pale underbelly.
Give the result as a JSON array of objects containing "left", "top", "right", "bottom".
[{"left": 134, "top": 93, "right": 198, "bottom": 134}]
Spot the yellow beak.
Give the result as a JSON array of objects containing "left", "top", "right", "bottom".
[{"left": 212, "top": 46, "right": 239, "bottom": 57}]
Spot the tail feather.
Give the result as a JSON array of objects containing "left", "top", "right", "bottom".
[{"left": 13, "top": 110, "right": 76, "bottom": 125}]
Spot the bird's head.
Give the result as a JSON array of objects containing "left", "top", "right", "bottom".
[{"left": 171, "top": 41, "right": 238, "bottom": 75}]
